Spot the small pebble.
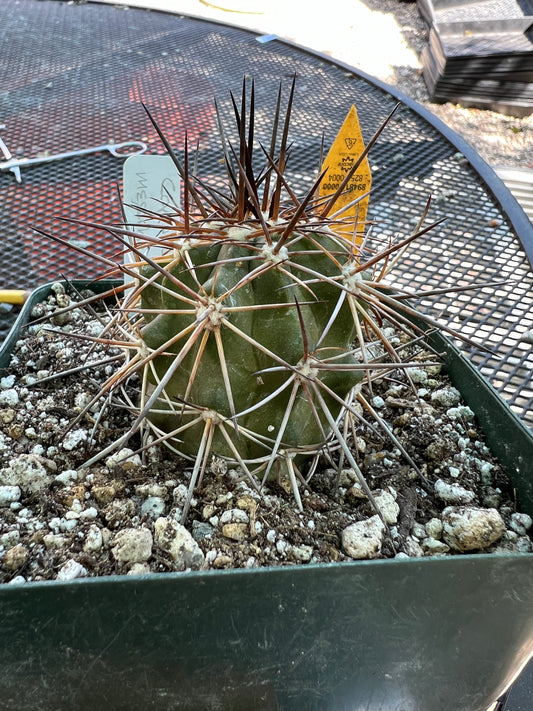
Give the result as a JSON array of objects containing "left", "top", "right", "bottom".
[
  {"left": 172, "top": 484, "right": 189, "bottom": 507},
  {"left": 409, "top": 368, "right": 428, "bottom": 384},
  {"left": 43, "top": 533, "right": 68, "bottom": 549},
  {"left": 288, "top": 544, "right": 313, "bottom": 563},
  {"left": 425, "top": 518, "right": 443, "bottom": 540},
  {"left": 442, "top": 507, "right": 506, "bottom": 551},
  {"left": 8, "top": 575, "right": 26, "bottom": 585},
  {"left": 447, "top": 405, "right": 475, "bottom": 421},
  {"left": 136, "top": 483, "right": 167, "bottom": 498},
  {"left": 431, "top": 387, "right": 461, "bottom": 408},
  {"left": 347, "top": 483, "right": 367, "bottom": 500},
  {"left": 222, "top": 522, "right": 249, "bottom": 541},
  {"left": 105, "top": 448, "right": 142, "bottom": 474},
  {"left": 0, "top": 485, "right": 21, "bottom": 507},
  {"left": 0, "top": 375, "right": 16, "bottom": 389},
  {"left": 213, "top": 554, "right": 233, "bottom": 569},
  {"left": 128, "top": 563, "right": 151, "bottom": 576},
  {"left": 56, "top": 559, "right": 88, "bottom": 581},
  {"left": 266, "top": 529, "right": 277, "bottom": 543},
  {"left": 402, "top": 536, "right": 424, "bottom": 557},
  {"left": 411, "top": 522, "right": 426, "bottom": 540},
  {"left": 509, "top": 512, "right": 533, "bottom": 536},
  {"left": 54, "top": 470, "right": 79, "bottom": 485},
  {"left": 273, "top": 539, "right": 287, "bottom": 555},
  {"left": 112, "top": 527, "right": 153, "bottom": 564},
  {"left": 1, "top": 454, "right": 51, "bottom": 494},
  {"left": 517, "top": 537, "right": 533, "bottom": 553},
  {"left": 61, "top": 429, "right": 88, "bottom": 452},
  {"left": 154, "top": 517, "right": 204, "bottom": 569},
  {"left": 92, "top": 485, "right": 118, "bottom": 504},
  {"left": 342, "top": 515, "right": 386, "bottom": 560},
  {"left": 83, "top": 525, "right": 104, "bottom": 553},
  {"left": 59, "top": 517, "right": 78, "bottom": 532},
  {"left": 479, "top": 461, "right": 495, "bottom": 484},
  {"left": 79, "top": 506, "right": 98, "bottom": 520},
  {"left": 140, "top": 496, "right": 166, "bottom": 520},
  {"left": 3, "top": 544, "right": 30, "bottom": 571},
  {"left": 373, "top": 490, "right": 400, "bottom": 525},
  {"left": 0, "top": 389, "right": 19, "bottom": 407},
  {"left": 1, "top": 531, "right": 20, "bottom": 548},
  {"left": 434, "top": 479, "right": 475, "bottom": 505},
  {"left": 220, "top": 508, "right": 249, "bottom": 525},
  {"left": 192, "top": 521, "right": 214, "bottom": 541}
]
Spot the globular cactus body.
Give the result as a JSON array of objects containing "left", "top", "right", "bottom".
[
  {"left": 140, "top": 226, "right": 363, "bottom": 465},
  {"left": 60, "top": 79, "right": 460, "bottom": 520}
]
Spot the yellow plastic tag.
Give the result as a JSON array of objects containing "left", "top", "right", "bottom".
[{"left": 319, "top": 105, "right": 371, "bottom": 241}]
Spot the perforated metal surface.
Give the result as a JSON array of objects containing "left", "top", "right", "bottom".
[{"left": 1, "top": 0, "right": 532, "bottom": 428}]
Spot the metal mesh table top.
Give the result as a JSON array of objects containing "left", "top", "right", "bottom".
[{"left": 1, "top": 0, "right": 532, "bottom": 429}]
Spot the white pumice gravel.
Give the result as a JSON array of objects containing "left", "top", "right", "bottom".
[
  {"left": 111, "top": 528, "right": 154, "bottom": 564},
  {"left": 434, "top": 479, "right": 476, "bottom": 505},
  {"left": 153, "top": 517, "right": 205, "bottom": 570},
  {"left": 0, "top": 485, "right": 21, "bottom": 507},
  {"left": 342, "top": 516, "right": 387, "bottom": 560},
  {"left": 441, "top": 507, "right": 507, "bottom": 551},
  {"left": 0, "top": 288, "right": 531, "bottom": 582},
  {"left": 372, "top": 490, "right": 400, "bottom": 525},
  {"left": 57, "top": 559, "right": 88, "bottom": 581}
]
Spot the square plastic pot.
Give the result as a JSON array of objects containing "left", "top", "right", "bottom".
[{"left": 1, "top": 280, "right": 532, "bottom": 711}]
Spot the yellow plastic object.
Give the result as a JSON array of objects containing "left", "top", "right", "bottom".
[
  {"left": 0, "top": 290, "right": 30, "bottom": 305},
  {"left": 319, "top": 105, "right": 371, "bottom": 240}
]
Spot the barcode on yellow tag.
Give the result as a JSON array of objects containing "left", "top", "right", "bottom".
[{"left": 319, "top": 105, "right": 371, "bottom": 241}]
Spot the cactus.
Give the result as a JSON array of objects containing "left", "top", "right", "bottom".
[{"left": 41, "top": 79, "right": 481, "bottom": 521}]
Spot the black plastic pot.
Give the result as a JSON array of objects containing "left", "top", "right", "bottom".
[{"left": 1, "top": 281, "right": 532, "bottom": 711}]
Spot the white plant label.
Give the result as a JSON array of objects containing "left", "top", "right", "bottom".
[{"left": 122, "top": 154, "right": 181, "bottom": 280}]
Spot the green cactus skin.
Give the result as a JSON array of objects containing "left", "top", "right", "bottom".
[{"left": 140, "top": 226, "right": 365, "bottom": 465}]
